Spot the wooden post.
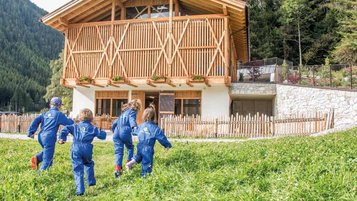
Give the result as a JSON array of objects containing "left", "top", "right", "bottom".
[
  {"left": 214, "top": 118, "right": 218, "bottom": 138},
  {"left": 111, "top": 0, "right": 116, "bottom": 22},
  {"left": 63, "top": 30, "right": 69, "bottom": 80},
  {"left": 174, "top": 0, "right": 180, "bottom": 16},
  {"left": 224, "top": 16, "right": 230, "bottom": 78},
  {"left": 169, "top": 0, "right": 173, "bottom": 77},
  {"left": 109, "top": 0, "right": 116, "bottom": 79},
  {"left": 119, "top": 1, "right": 126, "bottom": 20}
]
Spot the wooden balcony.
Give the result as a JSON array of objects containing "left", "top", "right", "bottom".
[{"left": 62, "top": 14, "right": 233, "bottom": 87}]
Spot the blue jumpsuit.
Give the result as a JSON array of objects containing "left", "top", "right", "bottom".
[
  {"left": 28, "top": 107, "right": 74, "bottom": 171},
  {"left": 134, "top": 121, "right": 172, "bottom": 176},
  {"left": 59, "top": 121, "right": 106, "bottom": 195},
  {"left": 112, "top": 108, "right": 137, "bottom": 169}
]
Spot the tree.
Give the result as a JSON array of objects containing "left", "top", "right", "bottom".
[
  {"left": 44, "top": 52, "right": 73, "bottom": 111},
  {"left": 330, "top": 0, "right": 357, "bottom": 65}
]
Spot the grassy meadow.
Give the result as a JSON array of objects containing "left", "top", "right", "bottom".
[{"left": 0, "top": 129, "right": 356, "bottom": 200}]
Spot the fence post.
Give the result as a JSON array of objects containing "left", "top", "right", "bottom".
[
  {"left": 272, "top": 116, "right": 275, "bottom": 136},
  {"left": 17, "top": 116, "right": 21, "bottom": 133},
  {"left": 214, "top": 118, "right": 218, "bottom": 138},
  {"left": 350, "top": 66, "right": 353, "bottom": 89}
]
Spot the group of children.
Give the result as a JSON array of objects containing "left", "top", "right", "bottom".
[{"left": 28, "top": 97, "right": 172, "bottom": 196}]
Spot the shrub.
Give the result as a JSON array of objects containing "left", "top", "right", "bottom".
[{"left": 112, "top": 76, "right": 123, "bottom": 81}]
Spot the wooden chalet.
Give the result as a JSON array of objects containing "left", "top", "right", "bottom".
[{"left": 42, "top": 0, "right": 249, "bottom": 123}]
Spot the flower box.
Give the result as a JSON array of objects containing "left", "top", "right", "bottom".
[{"left": 77, "top": 76, "right": 93, "bottom": 85}]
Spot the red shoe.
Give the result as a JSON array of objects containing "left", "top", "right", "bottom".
[
  {"left": 114, "top": 165, "right": 121, "bottom": 178},
  {"left": 31, "top": 156, "right": 38, "bottom": 170}
]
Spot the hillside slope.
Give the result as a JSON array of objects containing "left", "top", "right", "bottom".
[{"left": 0, "top": 0, "right": 63, "bottom": 112}]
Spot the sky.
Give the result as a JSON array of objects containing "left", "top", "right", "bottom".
[{"left": 30, "top": 0, "right": 72, "bottom": 12}]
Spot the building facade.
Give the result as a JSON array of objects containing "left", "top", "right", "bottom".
[{"left": 42, "top": 0, "right": 250, "bottom": 123}]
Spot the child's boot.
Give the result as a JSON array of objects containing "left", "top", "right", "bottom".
[
  {"left": 31, "top": 156, "right": 38, "bottom": 170},
  {"left": 126, "top": 159, "right": 137, "bottom": 170},
  {"left": 114, "top": 165, "right": 121, "bottom": 178}
]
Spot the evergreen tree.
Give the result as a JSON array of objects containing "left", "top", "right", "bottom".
[
  {"left": 0, "top": 0, "right": 63, "bottom": 112},
  {"left": 330, "top": 0, "right": 357, "bottom": 65},
  {"left": 44, "top": 52, "right": 73, "bottom": 111}
]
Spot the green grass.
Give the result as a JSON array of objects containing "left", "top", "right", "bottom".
[{"left": 0, "top": 129, "right": 356, "bottom": 201}]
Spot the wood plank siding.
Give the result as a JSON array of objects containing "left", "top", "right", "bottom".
[
  {"left": 41, "top": 0, "right": 249, "bottom": 87},
  {"left": 63, "top": 15, "right": 231, "bottom": 84}
]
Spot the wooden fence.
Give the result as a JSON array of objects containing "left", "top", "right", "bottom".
[
  {"left": 160, "top": 111, "right": 334, "bottom": 138},
  {"left": 1, "top": 111, "right": 334, "bottom": 139},
  {"left": 0, "top": 114, "right": 39, "bottom": 133},
  {"left": 0, "top": 114, "right": 116, "bottom": 133}
]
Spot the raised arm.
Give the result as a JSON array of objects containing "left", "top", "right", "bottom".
[
  {"left": 95, "top": 128, "right": 107, "bottom": 140},
  {"left": 28, "top": 114, "right": 43, "bottom": 137},
  {"left": 59, "top": 125, "right": 74, "bottom": 142},
  {"left": 58, "top": 113, "right": 74, "bottom": 126},
  {"left": 155, "top": 127, "right": 172, "bottom": 149}
]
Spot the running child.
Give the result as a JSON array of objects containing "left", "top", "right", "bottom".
[
  {"left": 28, "top": 97, "right": 74, "bottom": 171},
  {"left": 126, "top": 105, "right": 172, "bottom": 176},
  {"left": 58, "top": 108, "right": 106, "bottom": 196},
  {"left": 112, "top": 99, "right": 141, "bottom": 178}
]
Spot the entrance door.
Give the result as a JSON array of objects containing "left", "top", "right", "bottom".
[
  {"left": 145, "top": 92, "right": 160, "bottom": 122},
  {"left": 159, "top": 92, "right": 175, "bottom": 120},
  {"left": 132, "top": 91, "right": 175, "bottom": 125}
]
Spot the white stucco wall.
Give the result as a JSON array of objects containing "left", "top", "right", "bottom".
[
  {"left": 201, "top": 86, "right": 230, "bottom": 118},
  {"left": 71, "top": 84, "right": 230, "bottom": 119},
  {"left": 275, "top": 85, "right": 357, "bottom": 128},
  {"left": 72, "top": 88, "right": 95, "bottom": 118}
]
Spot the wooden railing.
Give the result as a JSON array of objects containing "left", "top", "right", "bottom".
[
  {"left": 160, "top": 112, "right": 334, "bottom": 138},
  {"left": 64, "top": 15, "right": 230, "bottom": 81}
]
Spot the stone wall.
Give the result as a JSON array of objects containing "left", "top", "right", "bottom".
[
  {"left": 275, "top": 85, "right": 357, "bottom": 128},
  {"left": 230, "top": 83, "right": 276, "bottom": 97}
]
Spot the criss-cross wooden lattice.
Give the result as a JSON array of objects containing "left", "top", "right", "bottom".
[{"left": 63, "top": 16, "right": 229, "bottom": 81}]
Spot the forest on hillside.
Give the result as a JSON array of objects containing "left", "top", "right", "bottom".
[
  {"left": 0, "top": 0, "right": 355, "bottom": 112},
  {"left": 249, "top": 0, "right": 356, "bottom": 66},
  {"left": 0, "top": 0, "right": 63, "bottom": 112}
]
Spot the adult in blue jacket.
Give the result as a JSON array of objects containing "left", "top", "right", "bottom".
[
  {"left": 28, "top": 97, "right": 74, "bottom": 171},
  {"left": 126, "top": 105, "right": 172, "bottom": 176},
  {"left": 112, "top": 99, "right": 141, "bottom": 178},
  {"left": 59, "top": 108, "right": 107, "bottom": 196}
]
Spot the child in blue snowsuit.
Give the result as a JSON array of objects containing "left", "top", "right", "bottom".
[
  {"left": 126, "top": 105, "right": 172, "bottom": 176},
  {"left": 58, "top": 108, "right": 106, "bottom": 196},
  {"left": 28, "top": 97, "right": 74, "bottom": 171},
  {"left": 112, "top": 99, "right": 141, "bottom": 178}
]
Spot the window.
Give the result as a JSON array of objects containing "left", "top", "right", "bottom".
[
  {"left": 126, "top": 6, "right": 149, "bottom": 19},
  {"left": 174, "top": 99, "right": 201, "bottom": 116},
  {"left": 151, "top": 5, "right": 171, "bottom": 18},
  {"left": 112, "top": 99, "right": 128, "bottom": 117},
  {"left": 96, "top": 99, "right": 111, "bottom": 116},
  {"left": 125, "top": 4, "right": 176, "bottom": 20},
  {"left": 95, "top": 91, "right": 128, "bottom": 117}
]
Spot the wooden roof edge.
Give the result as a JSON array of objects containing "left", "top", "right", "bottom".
[
  {"left": 40, "top": 0, "right": 83, "bottom": 24},
  {"left": 220, "top": 0, "right": 246, "bottom": 8},
  {"left": 41, "top": 0, "right": 246, "bottom": 24}
]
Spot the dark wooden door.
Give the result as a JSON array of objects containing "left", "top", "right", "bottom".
[{"left": 159, "top": 92, "right": 175, "bottom": 120}]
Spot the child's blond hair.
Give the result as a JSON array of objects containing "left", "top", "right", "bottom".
[
  {"left": 79, "top": 108, "right": 94, "bottom": 122},
  {"left": 142, "top": 104, "right": 156, "bottom": 122},
  {"left": 122, "top": 99, "right": 142, "bottom": 112}
]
